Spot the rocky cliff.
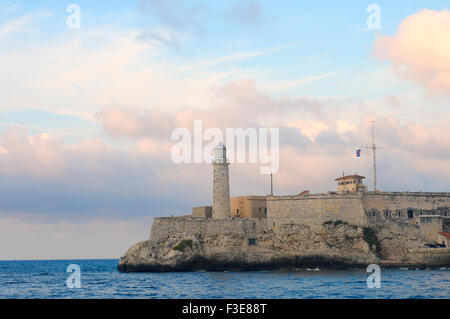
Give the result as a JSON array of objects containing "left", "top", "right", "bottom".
[{"left": 117, "top": 218, "right": 382, "bottom": 272}]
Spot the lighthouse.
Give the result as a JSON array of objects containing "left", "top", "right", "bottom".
[{"left": 212, "top": 143, "right": 231, "bottom": 219}]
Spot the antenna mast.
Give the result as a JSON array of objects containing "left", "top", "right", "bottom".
[{"left": 359, "top": 121, "right": 384, "bottom": 192}]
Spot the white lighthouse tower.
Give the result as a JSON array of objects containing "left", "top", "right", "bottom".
[{"left": 212, "top": 143, "right": 231, "bottom": 219}]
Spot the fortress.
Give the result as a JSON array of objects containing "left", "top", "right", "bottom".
[{"left": 118, "top": 144, "right": 450, "bottom": 272}]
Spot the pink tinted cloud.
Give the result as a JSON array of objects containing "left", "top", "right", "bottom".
[
  {"left": 94, "top": 80, "right": 450, "bottom": 193},
  {"left": 97, "top": 104, "right": 175, "bottom": 138},
  {"left": 0, "top": 129, "right": 66, "bottom": 178},
  {"left": 373, "top": 9, "right": 450, "bottom": 96},
  {"left": 97, "top": 79, "right": 324, "bottom": 139},
  {"left": 2, "top": 79, "right": 450, "bottom": 219}
]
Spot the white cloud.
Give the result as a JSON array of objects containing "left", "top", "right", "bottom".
[
  {"left": 263, "top": 71, "right": 338, "bottom": 92},
  {"left": 0, "top": 11, "right": 52, "bottom": 36},
  {"left": 180, "top": 51, "right": 266, "bottom": 71},
  {"left": 0, "top": 27, "right": 231, "bottom": 121},
  {"left": 373, "top": 9, "right": 450, "bottom": 97},
  {"left": 0, "top": 15, "right": 32, "bottom": 36}
]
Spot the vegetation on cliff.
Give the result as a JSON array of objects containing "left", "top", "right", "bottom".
[
  {"left": 322, "top": 220, "right": 358, "bottom": 228},
  {"left": 323, "top": 220, "right": 348, "bottom": 226},
  {"left": 172, "top": 239, "right": 193, "bottom": 252},
  {"left": 362, "top": 227, "right": 379, "bottom": 251}
]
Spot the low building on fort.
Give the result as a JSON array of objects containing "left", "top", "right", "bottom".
[
  {"left": 192, "top": 206, "right": 212, "bottom": 219},
  {"left": 191, "top": 196, "right": 267, "bottom": 219},
  {"left": 230, "top": 196, "right": 267, "bottom": 218}
]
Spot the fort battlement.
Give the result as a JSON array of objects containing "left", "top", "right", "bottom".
[
  {"left": 149, "top": 216, "right": 268, "bottom": 244},
  {"left": 154, "top": 191, "right": 450, "bottom": 240},
  {"left": 362, "top": 192, "right": 450, "bottom": 219},
  {"left": 266, "top": 191, "right": 450, "bottom": 227},
  {"left": 364, "top": 191, "right": 450, "bottom": 196},
  {"left": 267, "top": 192, "right": 367, "bottom": 227}
]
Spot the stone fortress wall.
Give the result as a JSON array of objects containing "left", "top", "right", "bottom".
[
  {"left": 165, "top": 143, "right": 449, "bottom": 252},
  {"left": 267, "top": 192, "right": 450, "bottom": 228},
  {"left": 362, "top": 192, "right": 450, "bottom": 219},
  {"left": 150, "top": 192, "right": 450, "bottom": 249},
  {"left": 149, "top": 216, "right": 268, "bottom": 245},
  {"left": 266, "top": 193, "right": 368, "bottom": 228},
  {"left": 363, "top": 192, "right": 450, "bottom": 240}
]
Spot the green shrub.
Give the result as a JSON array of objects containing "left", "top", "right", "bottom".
[
  {"left": 172, "top": 239, "right": 193, "bottom": 252},
  {"left": 363, "top": 227, "right": 379, "bottom": 250},
  {"left": 322, "top": 220, "right": 349, "bottom": 226},
  {"left": 333, "top": 220, "right": 349, "bottom": 226}
]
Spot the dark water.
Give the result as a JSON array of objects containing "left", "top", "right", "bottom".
[{"left": 0, "top": 259, "right": 448, "bottom": 299}]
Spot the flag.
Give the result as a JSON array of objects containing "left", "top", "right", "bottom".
[{"left": 356, "top": 149, "right": 361, "bottom": 157}]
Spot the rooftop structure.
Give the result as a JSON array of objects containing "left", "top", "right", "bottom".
[{"left": 335, "top": 174, "right": 368, "bottom": 193}]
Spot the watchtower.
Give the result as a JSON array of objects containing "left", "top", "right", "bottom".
[{"left": 212, "top": 143, "right": 231, "bottom": 219}]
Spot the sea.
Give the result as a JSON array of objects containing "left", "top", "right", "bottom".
[{"left": 0, "top": 259, "right": 448, "bottom": 299}]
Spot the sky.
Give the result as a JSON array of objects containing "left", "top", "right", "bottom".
[{"left": 0, "top": 0, "right": 449, "bottom": 259}]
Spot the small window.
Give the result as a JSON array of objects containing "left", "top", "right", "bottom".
[
  {"left": 259, "top": 207, "right": 261, "bottom": 212},
  {"left": 248, "top": 238, "right": 256, "bottom": 246},
  {"left": 407, "top": 210, "right": 414, "bottom": 219}
]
